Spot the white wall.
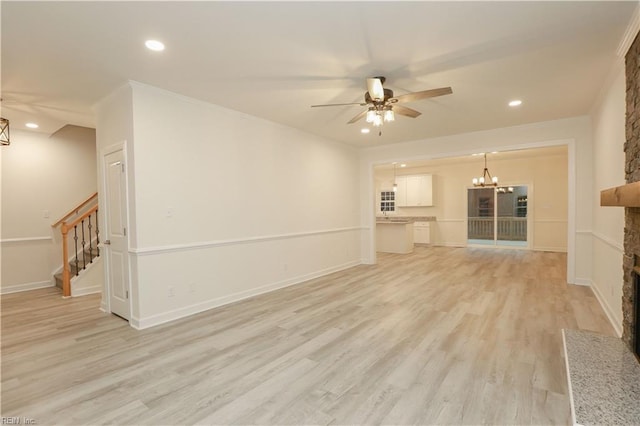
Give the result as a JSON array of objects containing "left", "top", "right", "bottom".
[
  {"left": 374, "top": 149, "right": 569, "bottom": 251},
  {"left": 1, "top": 126, "right": 97, "bottom": 293},
  {"left": 360, "top": 116, "right": 592, "bottom": 284},
  {"left": 96, "top": 82, "right": 363, "bottom": 328},
  {"left": 590, "top": 61, "right": 626, "bottom": 336}
]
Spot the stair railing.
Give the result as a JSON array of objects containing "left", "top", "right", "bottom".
[{"left": 53, "top": 193, "right": 99, "bottom": 297}]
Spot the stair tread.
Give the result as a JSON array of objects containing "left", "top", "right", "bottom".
[{"left": 55, "top": 253, "right": 101, "bottom": 287}]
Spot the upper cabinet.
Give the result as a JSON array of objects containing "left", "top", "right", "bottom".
[{"left": 395, "top": 174, "right": 433, "bottom": 207}]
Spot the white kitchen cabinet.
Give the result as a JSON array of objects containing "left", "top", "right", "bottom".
[
  {"left": 395, "top": 174, "right": 433, "bottom": 207},
  {"left": 413, "top": 221, "right": 431, "bottom": 244},
  {"left": 395, "top": 177, "right": 408, "bottom": 206}
]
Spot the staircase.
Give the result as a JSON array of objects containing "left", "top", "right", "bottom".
[
  {"left": 54, "top": 246, "right": 100, "bottom": 290},
  {"left": 52, "top": 192, "right": 100, "bottom": 297}
]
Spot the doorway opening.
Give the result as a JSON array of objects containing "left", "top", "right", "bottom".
[{"left": 467, "top": 185, "right": 528, "bottom": 248}]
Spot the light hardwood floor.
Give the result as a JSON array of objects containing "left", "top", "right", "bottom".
[{"left": 1, "top": 246, "right": 615, "bottom": 425}]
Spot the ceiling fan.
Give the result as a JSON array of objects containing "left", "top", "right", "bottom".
[{"left": 311, "top": 76, "right": 452, "bottom": 130}]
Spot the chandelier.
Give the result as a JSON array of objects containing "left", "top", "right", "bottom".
[
  {"left": 0, "top": 117, "right": 9, "bottom": 146},
  {"left": 472, "top": 153, "right": 498, "bottom": 187},
  {"left": 365, "top": 106, "right": 394, "bottom": 127}
]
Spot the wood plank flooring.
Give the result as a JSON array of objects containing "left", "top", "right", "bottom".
[{"left": 1, "top": 246, "right": 615, "bottom": 425}]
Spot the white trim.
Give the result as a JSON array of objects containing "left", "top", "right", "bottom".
[
  {"left": 572, "top": 277, "right": 591, "bottom": 287},
  {"left": 590, "top": 279, "right": 624, "bottom": 338},
  {"left": 1, "top": 281, "right": 55, "bottom": 294},
  {"left": 562, "top": 330, "right": 579, "bottom": 426},
  {"left": 567, "top": 139, "right": 577, "bottom": 284},
  {"left": 0, "top": 236, "right": 52, "bottom": 243},
  {"left": 71, "top": 285, "right": 102, "bottom": 297},
  {"left": 130, "top": 259, "right": 361, "bottom": 329},
  {"left": 591, "top": 231, "right": 624, "bottom": 253},
  {"left": 617, "top": 4, "right": 640, "bottom": 57},
  {"left": 129, "top": 226, "right": 364, "bottom": 256},
  {"left": 433, "top": 242, "right": 465, "bottom": 248},
  {"left": 533, "top": 246, "right": 568, "bottom": 253}
]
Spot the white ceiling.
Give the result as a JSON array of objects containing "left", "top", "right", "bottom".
[{"left": 1, "top": 1, "right": 636, "bottom": 148}]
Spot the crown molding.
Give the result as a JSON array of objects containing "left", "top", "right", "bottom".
[{"left": 617, "top": 2, "right": 640, "bottom": 57}]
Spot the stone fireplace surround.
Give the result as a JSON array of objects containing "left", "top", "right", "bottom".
[
  {"left": 622, "top": 30, "right": 640, "bottom": 353},
  {"left": 563, "top": 29, "right": 640, "bottom": 426},
  {"left": 601, "top": 28, "right": 640, "bottom": 353}
]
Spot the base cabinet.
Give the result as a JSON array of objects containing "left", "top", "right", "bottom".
[
  {"left": 376, "top": 222, "right": 414, "bottom": 254},
  {"left": 414, "top": 222, "right": 431, "bottom": 244}
]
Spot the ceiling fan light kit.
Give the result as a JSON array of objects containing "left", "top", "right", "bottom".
[{"left": 311, "top": 76, "right": 452, "bottom": 134}]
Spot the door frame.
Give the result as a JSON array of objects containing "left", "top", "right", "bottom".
[
  {"left": 99, "top": 141, "right": 133, "bottom": 320},
  {"left": 465, "top": 183, "right": 533, "bottom": 249},
  {"left": 364, "top": 138, "right": 575, "bottom": 284}
]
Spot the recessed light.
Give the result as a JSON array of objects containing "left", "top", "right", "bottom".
[
  {"left": 400, "top": 164, "right": 407, "bottom": 168},
  {"left": 509, "top": 100, "right": 522, "bottom": 107},
  {"left": 491, "top": 151, "right": 498, "bottom": 154},
  {"left": 361, "top": 128, "right": 370, "bottom": 134},
  {"left": 25, "top": 122, "right": 39, "bottom": 129},
  {"left": 145, "top": 40, "right": 165, "bottom": 52}
]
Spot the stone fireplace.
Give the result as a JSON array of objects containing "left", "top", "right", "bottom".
[
  {"left": 601, "top": 30, "right": 640, "bottom": 354},
  {"left": 622, "top": 31, "right": 640, "bottom": 354},
  {"left": 565, "top": 28, "right": 640, "bottom": 426}
]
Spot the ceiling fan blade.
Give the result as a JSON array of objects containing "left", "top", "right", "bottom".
[
  {"left": 366, "top": 78, "right": 385, "bottom": 101},
  {"left": 391, "top": 87, "right": 453, "bottom": 104},
  {"left": 347, "top": 110, "right": 367, "bottom": 124},
  {"left": 393, "top": 105, "right": 421, "bottom": 118},
  {"left": 311, "top": 102, "right": 366, "bottom": 108}
]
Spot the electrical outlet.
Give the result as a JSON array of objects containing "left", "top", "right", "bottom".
[
  {"left": 168, "top": 286, "right": 175, "bottom": 297},
  {"left": 189, "top": 283, "right": 196, "bottom": 294},
  {"left": 166, "top": 207, "right": 174, "bottom": 218},
  {"left": 43, "top": 210, "right": 50, "bottom": 219},
  {"left": 283, "top": 263, "right": 288, "bottom": 271}
]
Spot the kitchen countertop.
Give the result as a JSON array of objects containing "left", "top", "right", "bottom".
[
  {"left": 375, "top": 216, "right": 436, "bottom": 223},
  {"left": 562, "top": 329, "right": 640, "bottom": 426}
]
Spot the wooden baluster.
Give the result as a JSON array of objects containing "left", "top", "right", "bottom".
[
  {"left": 81, "top": 219, "right": 87, "bottom": 270},
  {"left": 74, "top": 226, "right": 79, "bottom": 276},
  {"left": 61, "top": 222, "right": 71, "bottom": 297},
  {"left": 88, "top": 215, "right": 93, "bottom": 263},
  {"left": 95, "top": 209, "right": 100, "bottom": 257}
]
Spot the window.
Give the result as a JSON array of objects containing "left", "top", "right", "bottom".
[{"left": 380, "top": 191, "right": 396, "bottom": 212}]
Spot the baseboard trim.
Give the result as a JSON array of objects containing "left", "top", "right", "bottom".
[
  {"left": 433, "top": 242, "right": 465, "bottom": 248},
  {"left": 572, "top": 277, "right": 591, "bottom": 287},
  {"left": 71, "top": 285, "right": 102, "bottom": 297},
  {"left": 533, "top": 246, "right": 568, "bottom": 253},
  {"left": 590, "top": 280, "right": 623, "bottom": 337},
  {"left": 1, "top": 281, "right": 55, "bottom": 294},
  {"left": 130, "top": 259, "right": 361, "bottom": 330}
]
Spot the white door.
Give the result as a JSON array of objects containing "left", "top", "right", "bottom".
[{"left": 104, "top": 149, "right": 130, "bottom": 320}]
